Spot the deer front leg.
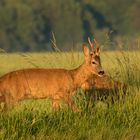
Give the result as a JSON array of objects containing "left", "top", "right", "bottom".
[
  {"left": 81, "top": 78, "right": 95, "bottom": 91},
  {"left": 63, "top": 94, "right": 81, "bottom": 112},
  {"left": 81, "top": 81, "right": 92, "bottom": 91},
  {"left": 51, "top": 92, "right": 81, "bottom": 112}
]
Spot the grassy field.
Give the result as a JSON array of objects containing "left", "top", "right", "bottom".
[{"left": 0, "top": 50, "right": 140, "bottom": 140}]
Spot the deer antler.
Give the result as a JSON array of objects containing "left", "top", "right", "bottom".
[
  {"left": 94, "top": 39, "right": 100, "bottom": 49},
  {"left": 94, "top": 38, "right": 101, "bottom": 55},
  {"left": 88, "top": 37, "right": 94, "bottom": 52}
]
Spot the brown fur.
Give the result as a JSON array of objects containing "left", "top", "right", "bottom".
[
  {"left": 82, "top": 74, "right": 126, "bottom": 91},
  {"left": 81, "top": 74, "right": 127, "bottom": 104},
  {"left": 0, "top": 44, "right": 104, "bottom": 111}
]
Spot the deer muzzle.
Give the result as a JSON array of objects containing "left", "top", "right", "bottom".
[{"left": 98, "top": 70, "right": 105, "bottom": 75}]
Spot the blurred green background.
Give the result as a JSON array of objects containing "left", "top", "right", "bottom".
[{"left": 0, "top": 0, "right": 139, "bottom": 52}]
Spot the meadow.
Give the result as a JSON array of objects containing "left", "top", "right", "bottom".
[{"left": 0, "top": 50, "right": 140, "bottom": 140}]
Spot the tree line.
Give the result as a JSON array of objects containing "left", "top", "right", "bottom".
[{"left": 0, "top": 0, "right": 139, "bottom": 52}]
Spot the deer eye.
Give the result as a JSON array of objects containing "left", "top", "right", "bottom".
[{"left": 92, "top": 61, "right": 96, "bottom": 64}]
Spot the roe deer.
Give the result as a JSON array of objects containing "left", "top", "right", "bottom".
[
  {"left": 80, "top": 39, "right": 127, "bottom": 105},
  {"left": 81, "top": 74, "right": 126, "bottom": 91},
  {"left": 0, "top": 38, "right": 104, "bottom": 111},
  {"left": 81, "top": 74, "right": 127, "bottom": 105}
]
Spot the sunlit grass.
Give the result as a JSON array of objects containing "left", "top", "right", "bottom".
[{"left": 0, "top": 50, "right": 140, "bottom": 140}]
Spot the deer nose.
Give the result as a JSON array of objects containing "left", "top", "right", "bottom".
[{"left": 98, "top": 70, "right": 105, "bottom": 75}]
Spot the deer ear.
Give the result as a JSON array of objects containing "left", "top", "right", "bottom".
[
  {"left": 83, "top": 44, "right": 90, "bottom": 57},
  {"left": 96, "top": 47, "right": 100, "bottom": 56}
]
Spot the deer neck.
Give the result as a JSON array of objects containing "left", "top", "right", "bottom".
[{"left": 71, "top": 62, "right": 92, "bottom": 88}]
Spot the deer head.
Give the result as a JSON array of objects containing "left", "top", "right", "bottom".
[{"left": 83, "top": 37, "right": 104, "bottom": 77}]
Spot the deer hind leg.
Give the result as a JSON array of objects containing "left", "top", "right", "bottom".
[
  {"left": 52, "top": 99, "right": 60, "bottom": 111},
  {"left": 0, "top": 95, "right": 5, "bottom": 103},
  {"left": 0, "top": 93, "right": 18, "bottom": 111},
  {"left": 4, "top": 95, "right": 18, "bottom": 110},
  {"left": 51, "top": 95, "right": 61, "bottom": 111},
  {"left": 0, "top": 94, "right": 11, "bottom": 111},
  {"left": 0, "top": 94, "right": 6, "bottom": 110}
]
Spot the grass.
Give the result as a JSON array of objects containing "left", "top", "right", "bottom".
[{"left": 0, "top": 50, "right": 140, "bottom": 140}]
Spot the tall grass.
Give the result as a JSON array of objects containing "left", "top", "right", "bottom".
[{"left": 0, "top": 50, "right": 140, "bottom": 140}]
